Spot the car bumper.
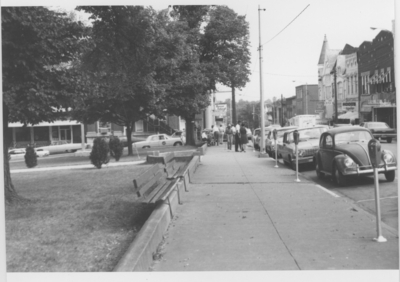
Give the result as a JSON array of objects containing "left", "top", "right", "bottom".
[
  {"left": 297, "top": 156, "right": 314, "bottom": 164},
  {"left": 344, "top": 164, "right": 397, "bottom": 175}
]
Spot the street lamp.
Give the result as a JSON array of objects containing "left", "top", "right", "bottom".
[{"left": 293, "top": 81, "right": 308, "bottom": 115}]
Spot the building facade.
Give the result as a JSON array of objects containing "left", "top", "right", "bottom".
[{"left": 358, "top": 30, "right": 396, "bottom": 128}]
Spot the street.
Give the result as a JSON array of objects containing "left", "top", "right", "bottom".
[{"left": 275, "top": 141, "right": 398, "bottom": 230}]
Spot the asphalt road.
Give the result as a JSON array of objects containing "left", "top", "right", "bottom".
[{"left": 276, "top": 141, "right": 398, "bottom": 231}]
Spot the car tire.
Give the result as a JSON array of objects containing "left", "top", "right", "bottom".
[
  {"left": 315, "top": 159, "right": 325, "bottom": 179},
  {"left": 332, "top": 164, "right": 346, "bottom": 186},
  {"left": 174, "top": 142, "right": 182, "bottom": 146},
  {"left": 386, "top": 138, "right": 392, "bottom": 143},
  {"left": 385, "top": 170, "right": 395, "bottom": 182}
]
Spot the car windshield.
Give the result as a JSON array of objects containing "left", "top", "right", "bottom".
[
  {"left": 296, "top": 127, "right": 327, "bottom": 142},
  {"left": 368, "top": 123, "right": 389, "bottom": 129},
  {"left": 335, "top": 131, "right": 372, "bottom": 144}
]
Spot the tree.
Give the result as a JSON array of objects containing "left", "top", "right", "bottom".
[
  {"left": 2, "top": 7, "right": 88, "bottom": 203},
  {"left": 90, "top": 137, "right": 110, "bottom": 168},
  {"left": 165, "top": 6, "right": 216, "bottom": 145},
  {"left": 73, "top": 6, "right": 188, "bottom": 154},
  {"left": 201, "top": 6, "right": 251, "bottom": 125}
]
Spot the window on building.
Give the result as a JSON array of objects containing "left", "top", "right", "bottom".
[
  {"left": 338, "top": 82, "right": 343, "bottom": 100},
  {"left": 34, "top": 127, "right": 49, "bottom": 141},
  {"left": 15, "top": 127, "right": 31, "bottom": 142},
  {"left": 135, "top": 120, "right": 144, "bottom": 132}
]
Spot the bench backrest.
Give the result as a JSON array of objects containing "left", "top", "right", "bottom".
[{"left": 133, "top": 164, "right": 163, "bottom": 198}]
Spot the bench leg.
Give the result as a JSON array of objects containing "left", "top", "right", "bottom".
[
  {"left": 166, "top": 197, "right": 174, "bottom": 219},
  {"left": 180, "top": 176, "right": 188, "bottom": 192},
  {"left": 176, "top": 186, "right": 182, "bottom": 205}
]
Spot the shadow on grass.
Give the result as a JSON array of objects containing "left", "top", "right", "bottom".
[{"left": 6, "top": 164, "right": 156, "bottom": 272}]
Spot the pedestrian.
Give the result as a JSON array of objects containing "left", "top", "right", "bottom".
[
  {"left": 226, "top": 124, "right": 233, "bottom": 150},
  {"left": 240, "top": 123, "right": 248, "bottom": 152},
  {"left": 212, "top": 124, "right": 220, "bottom": 146},
  {"left": 235, "top": 120, "right": 242, "bottom": 152},
  {"left": 218, "top": 124, "right": 225, "bottom": 145}
]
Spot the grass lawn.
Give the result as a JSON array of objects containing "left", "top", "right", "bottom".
[{"left": 6, "top": 163, "right": 157, "bottom": 272}]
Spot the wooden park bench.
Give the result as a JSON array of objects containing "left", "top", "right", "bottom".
[
  {"left": 133, "top": 164, "right": 182, "bottom": 212},
  {"left": 164, "top": 159, "right": 190, "bottom": 192}
]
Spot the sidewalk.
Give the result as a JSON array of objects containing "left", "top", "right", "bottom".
[{"left": 151, "top": 145, "right": 399, "bottom": 271}]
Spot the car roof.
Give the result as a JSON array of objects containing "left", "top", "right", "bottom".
[
  {"left": 275, "top": 126, "right": 297, "bottom": 131},
  {"left": 326, "top": 126, "right": 371, "bottom": 135}
]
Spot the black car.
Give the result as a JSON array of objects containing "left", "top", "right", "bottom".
[
  {"left": 314, "top": 126, "right": 397, "bottom": 186},
  {"left": 359, "top": 122, "right": 396, "bottom": 143}
]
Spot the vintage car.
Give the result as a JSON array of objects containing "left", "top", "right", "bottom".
[
  {"left": 171, "top": 130, "right": 186, "bottom": 144},
  {"left": 133, "top": 134, "right": 184, "bottom": 149},
  {"left": 253, "top": 125, "right": 281, "bottom": 151},
  {"left": 8, "top": 148, "right": 50, "bottom": 159},
  {"left": 278, "top": 126, "right": 328, "bottom": 170},
  {"left": 314, "top": 127, "right": 397, "bottom": 186},
  {"left": 359, "top": 121, "right": 396, "bottom": 143},
  {"left": 265, "top": 126, "right": 297, "bottom": 158},
  {"left": 36, "top": 141, "right": 86, "bottom": 154}
]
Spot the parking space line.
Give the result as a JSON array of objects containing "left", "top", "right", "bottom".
[
  {"left": 356, "top": 196, "right": 398, "bottom": 203},
  {"left": 315, "top": 184, "right": 340, "bottom": 198}
]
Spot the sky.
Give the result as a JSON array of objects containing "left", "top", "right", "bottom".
[{"left": 2, "top": 0, "right": 396, "bottom": 104}]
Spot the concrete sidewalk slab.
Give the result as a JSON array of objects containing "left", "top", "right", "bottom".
[{"left": 150, "top": 145, "right": 398, "bottom": 271}]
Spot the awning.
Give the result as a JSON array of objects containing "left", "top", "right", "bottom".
[
  {"left": 8, "top": 120, "right": 82, "bottom": 128},
  {"left": 338, "top": 112, "right": 359, "bottom": 120}
]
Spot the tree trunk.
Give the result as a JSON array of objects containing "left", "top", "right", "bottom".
[
  {"left": 185, "top": 115, "right": 196, "bottom": 146},
  {"left": 126, "top": 122, "right": 134, "bottom": 156},
  {"left": 231, "top": 85, "right": 237, "bottom": 125},
  {"left": 3, "top": 104, "right": 21, "bottom": 204}
]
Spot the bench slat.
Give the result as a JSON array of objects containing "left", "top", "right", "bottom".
[
  {"left": 145, "top": 180, "right": 173, "bottom": 204},
  {"left": 135, "top": 169, "right": 163, "bottom": 198},
  {"left": 133, "top": 164, "right": 160, "bottom": 189},
  {"left": 154, "top": 178, "right": 180, "bottom": 203}
]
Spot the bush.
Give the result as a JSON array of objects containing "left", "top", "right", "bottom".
[
  {"left": 90, "top": 138, "right": 110, "bottom": 169},
  {"left": 25, "top": 145, "right": 37, "bottom": 168},
  {"left": 109, "top": 136, "right": 123, "bottom": 161}
]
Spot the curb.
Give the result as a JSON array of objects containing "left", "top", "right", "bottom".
[{"left": 113, "top": 179, "right": 184, "bottom": 271}]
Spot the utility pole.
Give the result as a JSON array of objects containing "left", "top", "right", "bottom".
[
  {"left": 258, "top": 5, "right": 266, "bottom": 156},
  {"left": 334, "top": 69, "right": 338, "bottom": 123}
]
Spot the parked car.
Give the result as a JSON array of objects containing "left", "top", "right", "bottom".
[
  {"left": 314, "top": 127, "right": 397, "bottom": 186},
  {"left": 265, "top": 126, "right": 297, "bottom": 158},
  {"left": 36, "top": 141, "right": 86, "bottom": 155},
  {"left": 8, "top": 148, "right": 50, "bottom": 159},
  {"left": 171, "top": 130, "right": 186, "bottom": 144},
  {"left": 278, "top": 125, "right": 328, "bottom": 170},
  {"left": 360, "top": 121, "right": 396, "bottom": 143},
  {"left": 253, "top": 125, "right": 282, "bottom": 151},
  {"left": 133, "top": 134, "right": 184, "bottom": 149}
]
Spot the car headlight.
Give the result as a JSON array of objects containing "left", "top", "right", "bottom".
[
  {"left": 382, "top": 152, "right": 394, "bottom": 164},
  {"left": 343, "top": 157, "right": 355, "bottom": 167}
]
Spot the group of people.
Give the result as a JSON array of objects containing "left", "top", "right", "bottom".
[
  {"left": 226, "top": 121, "right": 248, "bottom": 152},
  {"left": 201, "top": 121, "right": 248, "bottom": 152}
]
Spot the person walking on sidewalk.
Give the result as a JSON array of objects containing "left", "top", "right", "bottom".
[
  {"left": 240, "top": 123, "right": 248, "bottom": 152},
  {"left": 235, "top": 120, "right": 242, "bottom": 152},
  {"left": 212, "top": 124, "right": 220, "bottom": 146},
  {"left": 218, "top": 124, "right": 225, "bottom": 145},
  {"left": 226, "top": 124, "right": 233, "bottom": 150}
]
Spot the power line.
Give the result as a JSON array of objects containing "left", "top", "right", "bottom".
[{"left": 261, "top": 4, "right": 310, "bottom": 47}]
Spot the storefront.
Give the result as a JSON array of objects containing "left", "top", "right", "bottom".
[
  {"left": 360, "top": 92, "right": 396, "bottom": 128},
  {"left": 8, "top": 120, "right": 83, "bottom": 148}
]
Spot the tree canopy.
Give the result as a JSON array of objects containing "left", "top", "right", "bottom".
[{"left": 2, "top": 6, "right": 88, "bottom": 203}]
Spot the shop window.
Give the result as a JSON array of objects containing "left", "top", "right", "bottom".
[
  {"left": 34, "top": 127, "right": 49, "bottom": 141},
  {"left": 15, "top": 127, "right": 31, "bottom": 141},
  {"left": 135, "top": 120, "right": 144, "bottom": 132}
]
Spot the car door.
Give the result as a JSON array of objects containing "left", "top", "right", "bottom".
[
  {"left": 149, "top": 135, "right": 160, "bottom": 147},
  {"left": 319, "top": 134, "right": 334, "bottom": 173},
  {"left": 159, "top": 135, "right": 168, "bottom": 147}
]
